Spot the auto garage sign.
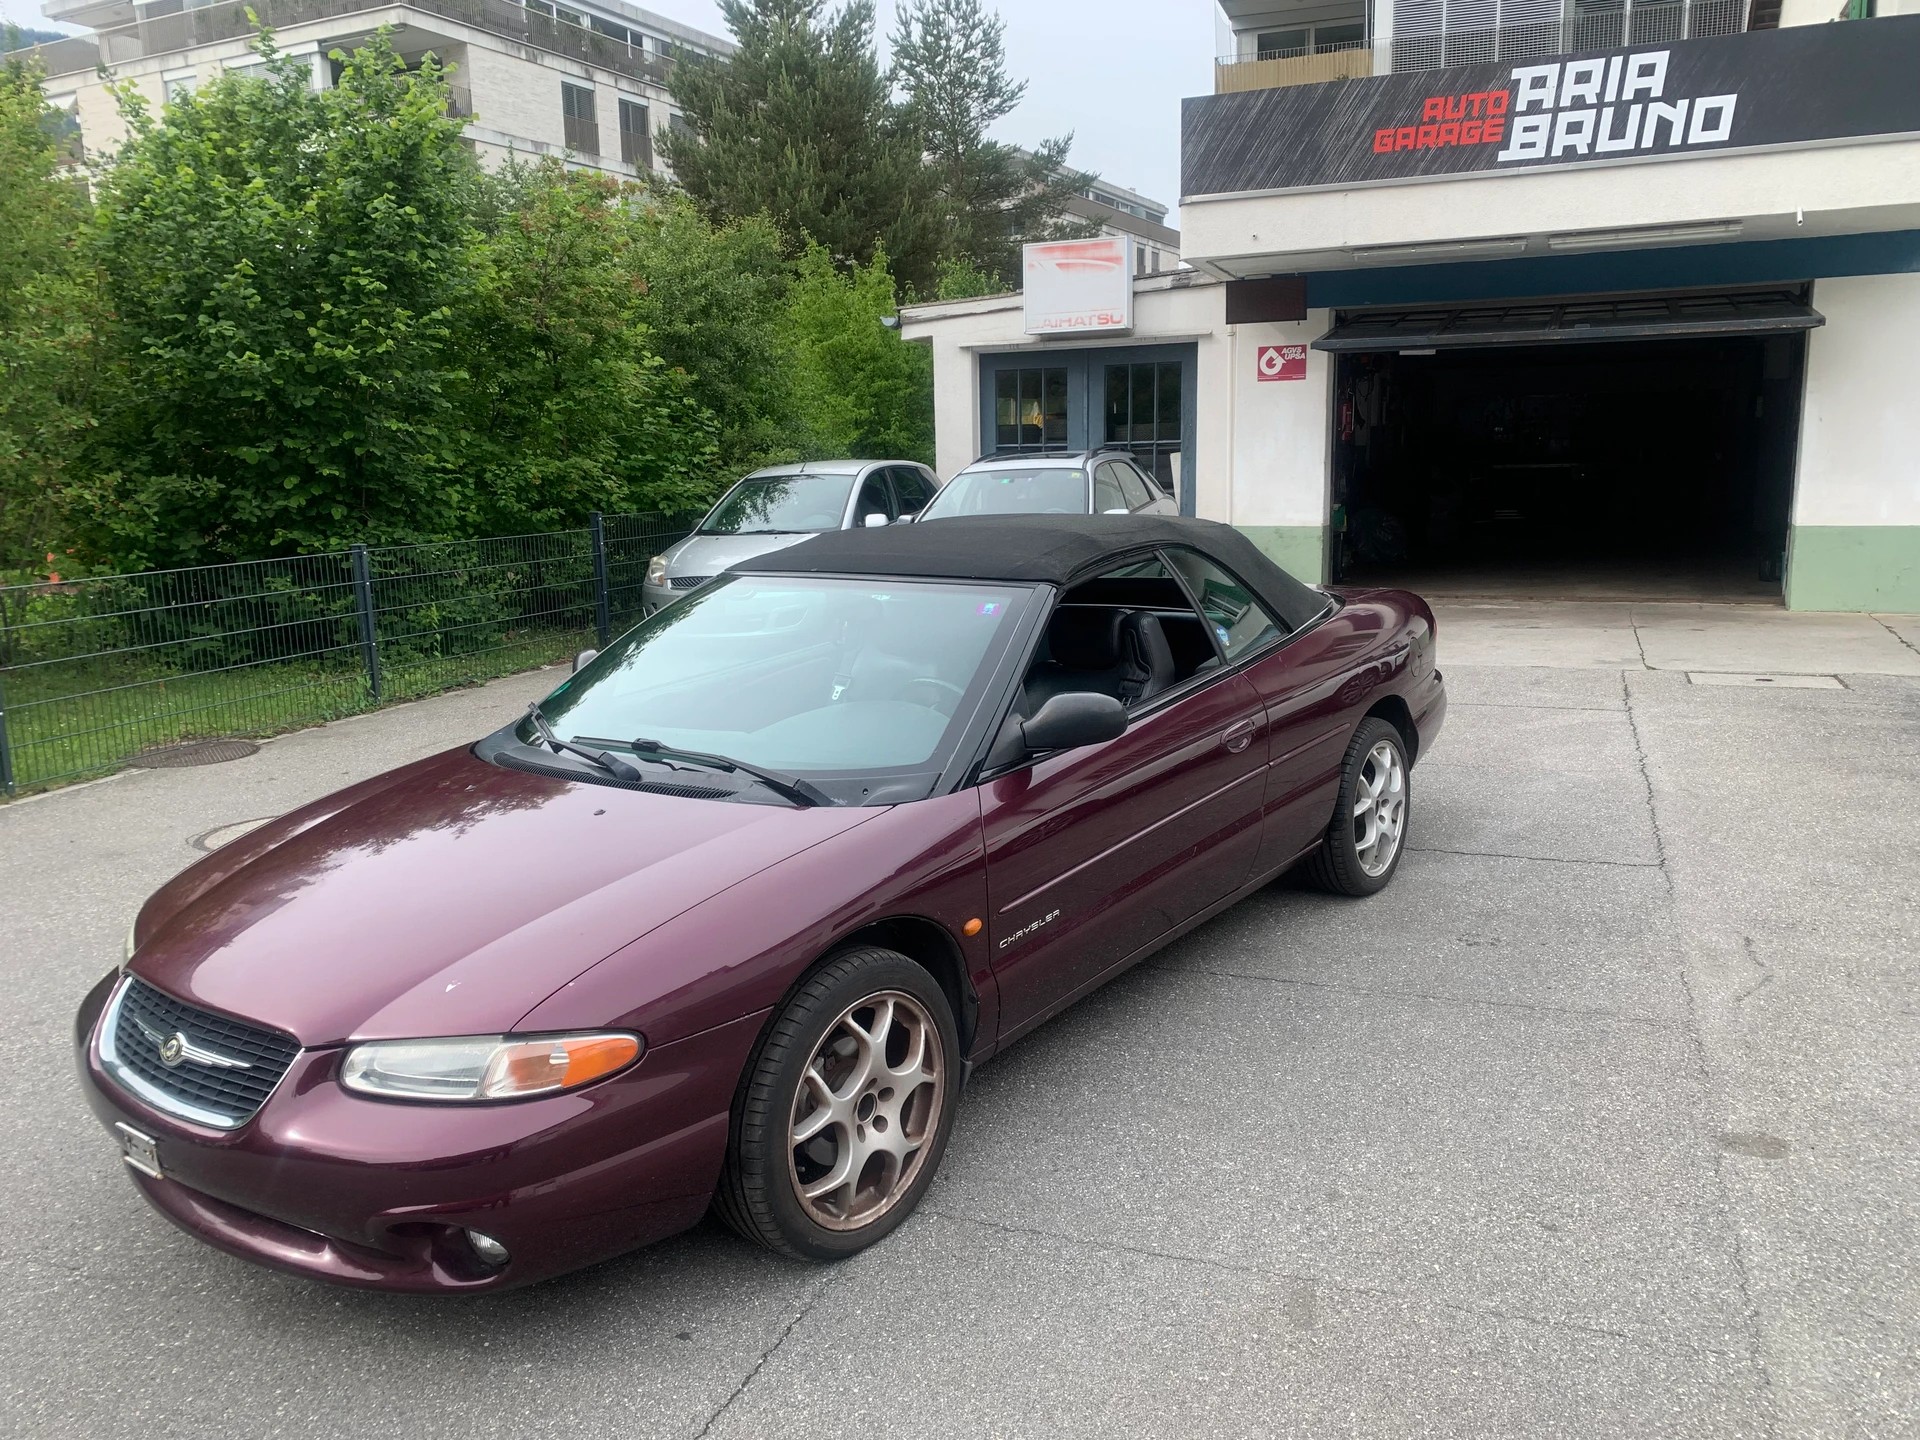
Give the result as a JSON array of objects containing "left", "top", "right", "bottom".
[
  {"left": 1183, "top": 15, "right": 1920, "bottom": 194},
  {"left": 1023, "top": 236, "right": 1136, "bottom": 337}
]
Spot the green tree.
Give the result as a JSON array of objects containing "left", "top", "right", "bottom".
[
  {"left": 0, "top": 45, "right": 96, "bottom": 600},
  {"left": 80, "top": 32, "right": 477, "bottom": 566},
  {"left": 662, "top": 0, "right": 941, "bottom": 296},
  {"left": 785, "top": 243, "right": 931, "bottom": 463},
  {"left": 625, "top": 193, "right": 802, "bottom": 473},
  {"left": 892, "top": 0, "right": 1096, "bottom": 288},
  {"left": 454, "top": 161, "right": 719, "bottom": 529}
]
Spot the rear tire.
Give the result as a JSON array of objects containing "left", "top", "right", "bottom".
[
  {"left": 715, "top": 947, "right": 959, "bottom": 1262},
  {"left": 1304, "top": 717, "right": 1410, "bottom": 897}
]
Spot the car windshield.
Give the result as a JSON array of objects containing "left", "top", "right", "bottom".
[
  {"left": 699, "top": 474, "right": 857, "bottom": 535},
  {"left": 533, "top": 576, "right": 1028, "bottom": 790},
  {"left": 918, "top": 467, "right": 1088, "bottom": 519}
]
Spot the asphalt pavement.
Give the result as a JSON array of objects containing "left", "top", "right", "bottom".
[{"left": 2, "top": 606, "right": 1916, "bottom": 1439}]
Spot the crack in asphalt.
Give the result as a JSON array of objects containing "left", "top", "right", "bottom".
[
  {"left": 1408, "top": 844, "right": 1663, "bottom": 870},
  {"left": 1620, "top": 671, "right": 1783, "bottom": 1437},
  {"left": 1174, "top": 964, "right": 1684, "bottom": 1030},
  {"left": 924, "top": 1209, "right": 1750, "bottom": 1362},
  {"left": 692, "top": 1275, "right": 834, "bottom": 1439}
]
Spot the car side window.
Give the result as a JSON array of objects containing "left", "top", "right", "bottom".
[
  {"left": 855, "top": 471, "right": 895, "bottom": 526},
  {"left": 1092, "top": 463, "right": 1128, "bottom": 514},
  {"left": 891, "top": 467, "right": 933, "bottom": 516},
  {"left": 1114, "top": 463, "right": 1154, "bottom": 511},
  {"left": 1165, "top": 549, "right": 1285, "bottom": 661}
]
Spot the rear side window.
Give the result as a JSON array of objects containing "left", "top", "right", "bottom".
[
  {"left": 1114, "top": 463, "right": 1154, "bottom": 510},
  {"left": 1092, "top": 463, "right": 1128, "bottom": 514},
  {"left": 1166, "top": 548, "right": 1284, "bottom": 660},
  {"left": 892, "top": 466, "right": 934, "bottom": 513}
]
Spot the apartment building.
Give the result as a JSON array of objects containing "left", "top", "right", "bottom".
[
  {"left": 28, "top": 0, "right": 732, "bottom": 180},
  {"left": 905, "top": 0, "right": 1920, "bottom": 611},
  {"left": 1068, "top": 177, "right": 1183, "bottom": 276}
]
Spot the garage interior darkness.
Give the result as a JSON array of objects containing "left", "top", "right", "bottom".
[{"left": 1328, "top": 330, "right": 1808, "bottom": 602}]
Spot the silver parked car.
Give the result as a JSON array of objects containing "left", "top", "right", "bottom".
[
  {"left": 912, "top": 450, "right": 1177, "bottom": 523},
  {"left": 643, "top": 460, "right": 941, "bottom": 614}
]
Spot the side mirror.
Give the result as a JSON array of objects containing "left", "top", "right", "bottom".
[
  {"left": 573, "top": 649, "right": 599, "bottom": 673},
  {"left": 897, "top": 510, "right": 919, "bottom": 523},
  {"left": 1101, "top": 507, "right": 1130, "bottom": 515},
  {"left": 863, "top": 512, "right": 890, "bottom": 528},
  {"left": 1018, "top": 692, "right": 1128, "bottom": 755}
]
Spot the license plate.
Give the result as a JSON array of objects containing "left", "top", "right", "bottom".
[{"left": 115, "top": 1122, "right": 163, "bottom": 1179}]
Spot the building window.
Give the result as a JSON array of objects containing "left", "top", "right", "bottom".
[
  {"left": 1254, "top": 22, "right": 1367, "bottom": 57},
  {"left": 1104, "top": 362, "right": 1183, "bottom": 489},
  {"left": 561, "top": 81, "right": 599, "bottom": 156},
  {"left": 618, "top": 98, "right": 652, "bottom": 169},
  {"left": 994, "top": 368, "right": 1068, "bottom": 453}
]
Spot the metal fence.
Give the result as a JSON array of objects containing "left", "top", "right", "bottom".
[{"left": 0, "top": 513, "right": 686, "bottom": 797}]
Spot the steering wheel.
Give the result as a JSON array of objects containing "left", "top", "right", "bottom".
[{"left": 899, "top": 676, "right": 966, "bottom": 715}]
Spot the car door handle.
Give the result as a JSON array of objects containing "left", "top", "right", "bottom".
[{"left": 1222, "top": 717, "right": 1259, "bottom": 754}]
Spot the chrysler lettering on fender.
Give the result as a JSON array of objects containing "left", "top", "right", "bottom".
[{"left": 1496, "top": 51, "right": 1736, "bottom": 163}]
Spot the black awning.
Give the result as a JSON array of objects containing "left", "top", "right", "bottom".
[{"left": 1313, "top": 288, "right": 1825, "bottom": 352}]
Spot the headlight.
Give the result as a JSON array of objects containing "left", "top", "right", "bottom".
[
  {"left": 340, "top": 1033, "right": 642, "bottom": 1102},
  {"left": 645, "top": 555, "right": 669, "bottom": 586},
  {"left": 123, "top": 917, "right": 138, "bottom": 966}
]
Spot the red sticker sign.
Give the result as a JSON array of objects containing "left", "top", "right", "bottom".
[{"left": 1256, "top": 344, "right": 1307, "bottom": 382}]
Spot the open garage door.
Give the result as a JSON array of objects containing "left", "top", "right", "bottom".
[
  {"left": 1327, "top": 290, "right": 1811, "bottom": 602},
  {"left": 1314, "top": 287, "right": 1823, "bottom": 353}
]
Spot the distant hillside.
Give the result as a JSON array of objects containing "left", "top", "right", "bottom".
[{"left": 4, "top": 26, "right": 67, "bottom": 51}]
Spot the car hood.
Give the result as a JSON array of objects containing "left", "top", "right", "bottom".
[
  {"left": 666, "top": 530, "right": 822, "bottom": 576},
  {"left": 127, "top": 747, "right": 879, "bottom": 1046}
]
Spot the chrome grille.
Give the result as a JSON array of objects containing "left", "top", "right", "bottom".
[
  {"left": 103, "top": 978, "right": 300, "bottom": 1129},
  {"left": 667, "top": 575, "right": 710, "bottom": 590}
]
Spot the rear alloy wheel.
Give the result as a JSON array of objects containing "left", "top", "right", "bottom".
[
  {"left": 1304, "top": 717, "right": 1410, "bottom": 897},
  {"left": 716, "top": 947, "right": 958, "bottom": 1261}
]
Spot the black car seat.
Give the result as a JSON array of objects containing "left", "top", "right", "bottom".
[{"left": 1024, "top": 607, "right": 1177, "bottom": 712}]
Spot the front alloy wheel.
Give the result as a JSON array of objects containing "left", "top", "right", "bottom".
[
  {"left": 789, "top": 991, "right": 945, "bottom": 1230},
  {"left": 716, "top": 947, "right": 959, "bottom": 1261}
]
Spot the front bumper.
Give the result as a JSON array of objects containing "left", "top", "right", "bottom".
[
  {"left": 641, "top": 580, "right": 676, "bottom": 615},
  {"left": 74, "top": 972, "right": 764, "bottom": 1292}
]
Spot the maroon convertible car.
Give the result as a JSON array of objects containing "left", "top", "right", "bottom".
[{"left": 75, "top": 515, "right": 1445, "bottom": 1291}]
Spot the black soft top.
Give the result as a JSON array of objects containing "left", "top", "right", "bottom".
[{"left": 730, "top": 514, "right": 1330, "bottom": 632}]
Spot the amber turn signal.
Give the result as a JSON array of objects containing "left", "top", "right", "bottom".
[
  {"left": 483, "top": 1035, "right": 641, "bottom": 1098},
  {"left": 963, "top": 917, "right": 983, "bottom": 937}
]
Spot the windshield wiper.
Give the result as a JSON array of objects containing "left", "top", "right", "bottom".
[
  {"left": 524, "top": 703, "right": 642, "bottom": 781},
  {"left": 626, "top": 738, "right": 832, "bottom": 807}
]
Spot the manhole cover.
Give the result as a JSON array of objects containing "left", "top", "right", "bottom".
[{"left": 130, "top": 739, "right": 261, "bottom": 768}]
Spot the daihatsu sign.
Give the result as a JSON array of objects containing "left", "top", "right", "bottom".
[{"left": 1023, "top": 236, "right": 1135, "bottom": 336}]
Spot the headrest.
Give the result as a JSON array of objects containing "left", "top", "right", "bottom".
[{"left": 1047, "top": 606, "right": 1125, "bottom": 670}]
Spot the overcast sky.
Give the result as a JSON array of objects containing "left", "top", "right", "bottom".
[{"left": 3, "top": 0, "right": 1222, "bottom": 221}]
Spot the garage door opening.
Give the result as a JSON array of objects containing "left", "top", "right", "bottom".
[{"left": 1325, "top": 301, "right": 1811, "bottom": 603}]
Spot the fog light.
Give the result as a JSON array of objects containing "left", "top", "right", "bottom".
[{"left": 467, "top": 1229, "right": 509, "bottom": 1267}]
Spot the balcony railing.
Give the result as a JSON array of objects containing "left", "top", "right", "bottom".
[
  {"left": 1387, "top": 0, "right": 1745, "bottom": 69},
  {"left": 1215, "top": 41, "right": 1373, "bottom": 93},
  {"left": 1215, "top": 0, "right": 1745, "bottom": 92},
  {"left": 25, "top": 0, "right": 682, "bottom": 83}
]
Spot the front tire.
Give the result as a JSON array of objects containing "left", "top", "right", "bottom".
[
  {"left": 715, "top": 947, "right": 959, "bottom": 1262},
  {"left": 1304, "top": 717, "right": 1410, "bottom": 897}
]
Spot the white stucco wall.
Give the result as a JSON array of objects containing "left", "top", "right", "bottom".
[
  {"left": 1219, "top": 313, "right": 1334, "bottom": 530},
  {"left": 1793, "top": 272, "right": 1920, "bottom": 527}
]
